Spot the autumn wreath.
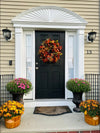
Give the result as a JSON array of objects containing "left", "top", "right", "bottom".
[{"left": 39, "top": 38, "right": 62, "bottom": 63}]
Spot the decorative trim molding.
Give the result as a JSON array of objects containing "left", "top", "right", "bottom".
[
  {"left": 15, "top": 27, "right": 25, "bottom": 78},
  {"left": 12, "top": 6, "right": 87, "bottom": 28},
  {"left": 77, "top": 29, "right": 84, "bottom": 79}
]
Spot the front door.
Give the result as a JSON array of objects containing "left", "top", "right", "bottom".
[{"left": 35, "top": 31, "right": 65, "bottom": 99}]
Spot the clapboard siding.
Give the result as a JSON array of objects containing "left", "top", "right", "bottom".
[
  {"left": 1, "top": 4, "right": 98, "bottom": 8},
  {"left": 0, "top": 7, "right": 99, "bottom": 11},
  {"left": 1, "top": 0, "right": 99, "bottom": 4},
  {"left": 0, "top": 0, "right": 99, "bottom": 75}
]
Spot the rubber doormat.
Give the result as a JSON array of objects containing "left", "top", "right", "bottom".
[{"left": 33, "top": 106, "right": 72, "bottom": 116}]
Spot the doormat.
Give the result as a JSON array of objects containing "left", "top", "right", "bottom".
[{"left": 33, "top": 106, "right": 72, "bottom": 116}]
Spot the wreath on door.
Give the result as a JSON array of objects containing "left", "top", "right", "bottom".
[{"left": 38, "top": 38, "right": 62, "bottom": 63}]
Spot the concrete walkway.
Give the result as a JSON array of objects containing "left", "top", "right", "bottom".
[{"left": 0, "top": 108, "right": 100, "bottom": 133}]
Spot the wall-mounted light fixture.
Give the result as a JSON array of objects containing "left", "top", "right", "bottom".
[
  {"left": 87, "top": 30, "right": 97, "bottom": 42},
  {"left": 2, "top": 28, "right": 11, "bottom": 41}
]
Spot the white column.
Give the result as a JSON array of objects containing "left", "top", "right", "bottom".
[
  {"left": 15, "top": 27, "right": 25, "bottom": 78},
  {"left": 76, "top": 30, "right": 84, "bottom": 79},
  {"left": 76, "top": 30, "right": 85, "bottom": 100},
  {"left": 65, "top": 31, "right": 68, "bottom": 99},
  {"left": 32, "top": 30, "right": 35, "bottom": 101}
]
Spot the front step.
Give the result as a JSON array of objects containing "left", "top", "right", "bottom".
[
  {"left": 24, "top": 99, "right": 75, "bottom": 109},
  {"left": 0, "top": 108, "right": 100, "bottom": 133}
]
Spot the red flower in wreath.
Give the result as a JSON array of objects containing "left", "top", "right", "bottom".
[{"left": 39, "top": 38, "right": 62, "bottom": 63}]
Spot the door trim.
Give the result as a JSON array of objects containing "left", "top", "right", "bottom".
[
  {"left": 13, "top": 6, "right": 85, "bottom": 105},
  {"left": 22, "top": 29, "right": 84, "bottom": 100},
  {"left": 35, "top": 31, "right": 65, "bottom": 99},
  {"left": 15, "top": 28, "right": 85, "bottom": 102}
]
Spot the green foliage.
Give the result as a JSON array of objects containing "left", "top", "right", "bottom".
[
  {"left": 6, "top": 78, "right": 32, "bottom": 94},
  {"left": 66, "top": 78, "right": 91, "bottom": 92},
  {"left": 80, "top": 100, "right": 100, "bottom": 117}
]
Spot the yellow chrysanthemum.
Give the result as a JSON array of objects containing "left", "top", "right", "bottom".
[
  {"left": 84, "top": 111, "right": 87, "bottom": 115},
  {"left": 4, "top": 114, "right": 7, "bottom": 117},
  {"left": 0, "top": 100, "right": 24, "bottom": 119},
  {"left": 15, "top": 109, "right": 18, "bottom": 113},
  {"left": 3, "top": 108, "right": 7, "bottom": 112}
]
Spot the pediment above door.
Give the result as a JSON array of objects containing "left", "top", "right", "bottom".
[{"left": 12, "top": 6, "right": 87, "bottom": 28}]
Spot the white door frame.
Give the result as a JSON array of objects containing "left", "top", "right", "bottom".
[{"left": 20, "top": 29, "right": 84, "bottom": 101}]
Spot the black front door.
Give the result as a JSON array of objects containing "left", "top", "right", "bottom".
[{"left": 35, "top": 31, "right": 65, "bottom": 99}]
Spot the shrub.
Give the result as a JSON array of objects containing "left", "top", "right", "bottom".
[{"left": 66, "top": 78, "right": 91, "bottom": 92}]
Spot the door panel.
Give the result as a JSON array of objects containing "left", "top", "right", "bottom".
[{"left": 35, "top": 31, "right": 65, "bottom": 99}]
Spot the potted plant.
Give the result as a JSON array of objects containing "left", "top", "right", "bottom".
[
  {"left": 80, "top": 100, "right": 100, "bottom": 125},
  {"left": 6, "top": 78, "right": 32, "bottom": 104},
  {"left": 66, "top": 78, "right": 91, "bottom": 112},
  {"left": 0, "top": 100, "right": 24, "bottom": 128}
]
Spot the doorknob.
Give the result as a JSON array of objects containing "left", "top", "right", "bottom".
[
  {"left": 36, "top": 62, "right": 38, "bottom": 65},
  {"left": 36, "top": 67, "right": 39, "bottom": 70}
]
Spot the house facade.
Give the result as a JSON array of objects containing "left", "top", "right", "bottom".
[{"left": 0, "top": 0, "right": 99, "bottom": 106}]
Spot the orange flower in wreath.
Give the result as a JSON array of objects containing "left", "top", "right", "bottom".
[{"left": 38, "top": 38, "right": 62, "bottom": 63}]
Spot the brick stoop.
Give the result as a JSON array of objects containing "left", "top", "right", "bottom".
[{"left": 50, "top": 131, "right": 100, "bottom": 133}]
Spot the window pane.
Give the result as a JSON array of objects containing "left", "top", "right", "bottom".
[
  {"left": 68, "top": 35, "right": 74, "bottom": 79},
  {"left": 27, "top": 47, "right": 32, "bottom": 58},
  {"left": 26, "top": 34, "right": 32, "bottom": 80},
  {"left": 26, "top": 35, "right": 32, "bottom": 47}
]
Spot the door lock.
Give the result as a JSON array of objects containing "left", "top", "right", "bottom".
[{"left": 36, "top": 62, "right": 38, "bottom": 65}]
